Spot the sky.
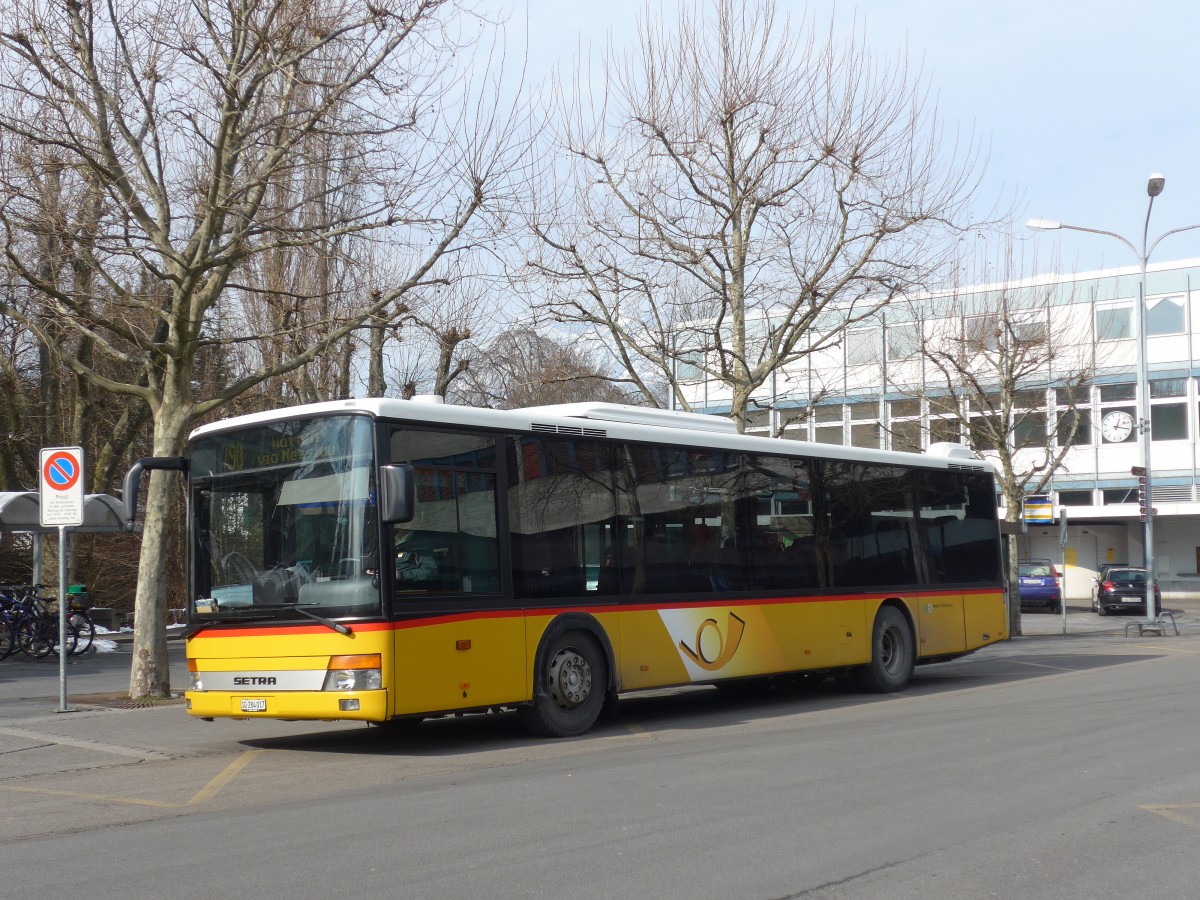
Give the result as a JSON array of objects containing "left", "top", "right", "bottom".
[{"left": 494, "top": 0, "right": 1200, "bottom": 278}]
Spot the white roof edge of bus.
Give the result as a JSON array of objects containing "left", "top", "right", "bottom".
[
  {"left": 520, "top": 402, "right": 739, "bottom": 433},
  {"left": 188, "top": 398, "right": 994, "bottom": 473}
]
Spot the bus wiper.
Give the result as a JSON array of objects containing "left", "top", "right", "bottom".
[{"left": 292, "top": 605, "right": 353, "bottom": 636}]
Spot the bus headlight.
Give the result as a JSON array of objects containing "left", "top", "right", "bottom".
[
  {"left": 323, "top": 669, "right": 382, "bottom": 691},
  {"left": 323, "top": 654, "right": 382, "bottom": 692},
  {"left": 187, "top": 658, "right": 203, "bottom": 691}
]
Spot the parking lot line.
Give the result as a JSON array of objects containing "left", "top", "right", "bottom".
[
  {"left": 187, "top": 749, "right": 267, "bottom": 806},
  {"left": 0, "top": 783, "right": 179, "bottom": 809},
  {"left": 1140, "top": 804, "right": 1200, "bottom": 830}
]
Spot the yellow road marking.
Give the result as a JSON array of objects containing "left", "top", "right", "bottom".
[
  {"left": 0, "top": 784, "right": 178, "bottom": 809},
  {"left": 187, "top": 749, "right": 267, "bottom": 805},
  {"left": 625, "top": 722, "right": 647, "bottom": 735},
  {"left": 1008, "top": 660, "right": 1075, "bottom": 672},
  {"left": 0, "top": 749, "right": 267, "bottom": 810},
  {"left": 1133, "top": 644, "right": 1197, "bottom": 654},
  {"left": 1141, "top": 804, "right": 1200, "bottom": 829}
]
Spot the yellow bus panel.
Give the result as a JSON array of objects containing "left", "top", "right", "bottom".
[{"left": 392, "top": 613, "right": 527, "bottom": 715}]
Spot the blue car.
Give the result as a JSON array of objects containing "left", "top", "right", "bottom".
[{"left": 1018, "top": 559, "right": 1062, "bottom": 613}]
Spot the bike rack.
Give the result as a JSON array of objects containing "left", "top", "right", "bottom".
[{"left": 1125, "top": 611, "right": 1180, "bottom": 637}]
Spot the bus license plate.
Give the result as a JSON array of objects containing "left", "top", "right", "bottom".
[{"left": 240, "top": 699, "right": 267, "bottom": 712}]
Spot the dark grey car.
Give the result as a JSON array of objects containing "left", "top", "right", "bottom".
[{"left": 1091, "top": 567, "right": 1160, "bottom": 616}]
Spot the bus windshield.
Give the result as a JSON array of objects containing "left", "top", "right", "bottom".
[{"left": 189, "top": 414, "right": 380, "bottom": 620}]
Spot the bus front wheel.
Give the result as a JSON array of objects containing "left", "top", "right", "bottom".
[
  {"left": 857, "top": 606, "right": 914, "bottom": 693},
  {"left": 519, "top": 631, "right": 607, "bottom": 738}
]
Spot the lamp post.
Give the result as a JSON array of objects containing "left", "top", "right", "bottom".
[{"left": 1027, "top": 174, "right": 1200, "bottom": 624}]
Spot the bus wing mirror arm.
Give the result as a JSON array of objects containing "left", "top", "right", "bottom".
[
  {"left": 380, "top": 464, "right": 415, "bottom": 524},
  {"left": 122, "top": 457, "right": 189, "bottom": 530}
]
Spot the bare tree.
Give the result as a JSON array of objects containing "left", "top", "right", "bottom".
[
  {"left": 888, "top": 237, "right": 1095, "bottom": 635},
  {"left": 452, "top": 324, "right": 640, "bottom": 409},
  {"left": 526, "top": 0, "right": 988, "bottom": 431},
  {"left": 0, "top": 0, "right": 523, "bottom": 697}
]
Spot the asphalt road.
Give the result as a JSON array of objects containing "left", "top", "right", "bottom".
[{"left": 2, "top": 615, "right": 1199, "bottom": 899}]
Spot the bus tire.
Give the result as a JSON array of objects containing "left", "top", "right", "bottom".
[
  {"left": 857, "top": 606, "right": 914, "bottom": 693},
  {"left": 519, "top": 630, "right": 607, "bottom": 738}
]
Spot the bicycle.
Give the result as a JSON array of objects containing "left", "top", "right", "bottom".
[
  {"left": 1, "top": 584, "right": 77, "bottom": 658},
  {"left": 67, "top": 601, "right": 96, "bottom": 654},
  {"left": 0, "top": 614, "right": 14, "bottom": 660}
]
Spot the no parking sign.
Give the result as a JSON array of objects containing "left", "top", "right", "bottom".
[{"left": 39, "top": 446, "right": 85, "bottom": 527}]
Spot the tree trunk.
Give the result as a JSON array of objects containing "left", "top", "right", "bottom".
[
  {"left": 1005, "top": 532, "right": 1022, "bottom": 638},
  {"left": 127, "top": 408, "right": 189, "bottom": 699}
]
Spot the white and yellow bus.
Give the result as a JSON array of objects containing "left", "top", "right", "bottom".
[{"left": 171, "top": 398, "right": 1007, "bottom": 736}]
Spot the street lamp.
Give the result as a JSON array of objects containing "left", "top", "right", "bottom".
[{"left": 1027, "top": 174, "right": 1200, "bottom": 624}]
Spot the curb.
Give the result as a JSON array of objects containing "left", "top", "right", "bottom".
[{"left": 100, "top": 627, "right": 187, "bottom": 644}]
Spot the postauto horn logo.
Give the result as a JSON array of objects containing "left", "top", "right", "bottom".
[{"left": 677, "top": 612, "right": 747, "bottom": 671}]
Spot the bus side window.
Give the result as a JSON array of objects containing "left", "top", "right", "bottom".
[
  {"left": 386, "top": 432, "right": 501, "bottom": 597},
  {"left": 508, "top": 437, "right": 617, "bottom": 601}
]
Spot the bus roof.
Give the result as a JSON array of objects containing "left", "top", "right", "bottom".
[{"left": 189, "top": 397, "right": 993, "bottom": 474}]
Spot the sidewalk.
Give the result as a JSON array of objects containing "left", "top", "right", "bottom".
[
  {"left": 99, "top": 624, "right": 186, "bottom": 643},
  {"left": 1020, "top": 601, "right": 1197, "bottom": 637}
]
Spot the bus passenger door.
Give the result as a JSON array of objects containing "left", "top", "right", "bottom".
[{"left": 383, "top": 452, "right": 525, "bottom": 715}]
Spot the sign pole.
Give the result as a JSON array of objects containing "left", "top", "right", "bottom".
[
  {"left": 1059, "top": 509, "right": 1069, "bottom": 636},
  {"left": 39, "top": 446, "right": 84, "bottom": 714},
  {"left": 58, "top": 524, "right": 69, "bottom": 711}
]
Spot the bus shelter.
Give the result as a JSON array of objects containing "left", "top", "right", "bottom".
[{"left": 0, "top": 491, "right": 133, "bottom": 584}]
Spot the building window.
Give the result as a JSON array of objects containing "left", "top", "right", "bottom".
[
  {"left": 1151, "top": 403, "right": 1188, "bottom": 441},
  {"left": 1102, "top": 487, "right": 1137, "bottom": 505},
  {"left": 929, "top": 418, "right": 960, "bottom": 445},
  {"left": 815, "top": 426, "right": 843, "bottom": 445},
  {"left": 1056, "top": 409, "right": 1092, "bottom": 447},
  {"left": 964, "top": 314, "right": 1000, "bottom": 352},
  {"left": 1099, "top": 383, "right": 1136, "bottom": 402},
  {"left": 1151, "top": 378, "right": 1186, "bottom": 398},
  {"left": 1096, "top": 302, "right": 1133, "bottom": 340},
  {"left": 886, "top": 323, "right": 920, "bottom": 361},
  {"left": 850, "top": 422, "right": 880, "bottom": 448},
  {"left": 1012, "top": 313, "right": 1048, "bottom": 344},
  {"left": 814, "top": 404, "right": 843, "bottom": 444},
  {"left": 846, "top": 329, "right": 881, "bottom": 366},
  {"left": 1147, "top": 296, "right": 1185, "bottom": 335},
  {"left": 744, "top": 407, "right": 771, "bottom": 431},
  {"left": 890, "top": 420, "right": 923, "bottom": 452},
  {"left": 1057, "top": 490, "right": 1093, "bottom": 506},
  {"left": 1055, "top": 383, "right": 1092, "bottom": 447},
  {"left": 1014, "top": 389, "right": 1047, "bottom": 409},
  {"left": 968, "top": 414, "right": 1001, "bottom": 453},
  {"left": 887, "top": 399, "right": 921, "bottom": 452},
  {"left": 776, "top": 407, "right": 811, "bottom": 440},
  {"left": 969, "top": 392, "right": 1002, "bottom": 413},
  {"left": 1146, "top": 379, "right": 1189, "bottom": 441},
  {"left": 1013, "top": 412, "right": 1048, "bottom": 446},
  {"left": 848, "top": 402, "right": 877, "bottom": 420},
  {"left": 1056, "top": 383, "right": 1090, "bottom": 407}
]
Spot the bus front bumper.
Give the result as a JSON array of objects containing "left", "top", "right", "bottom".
[{"left": 185, "top": 690, "right": 388, "bottom": 721}]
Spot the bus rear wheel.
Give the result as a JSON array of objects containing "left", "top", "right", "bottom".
[
  {"left": 519, "top": 631, "right": 607, "bottom": 738},
  {"left": 857, "top": 606, "right": 914, "bottom": 693}
]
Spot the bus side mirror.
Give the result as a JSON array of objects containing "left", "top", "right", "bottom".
[
  {"left": 122, "top": 456, "right": 188, "bottom": 530},
  {"left": 380, "top": 464, "right": 415, "bottom": 523}
]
